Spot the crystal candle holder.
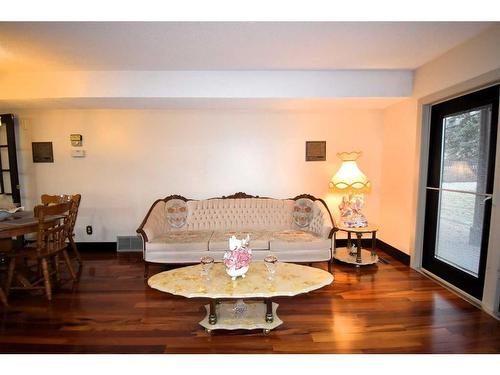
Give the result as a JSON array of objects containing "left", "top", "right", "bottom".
[
  {"left": 200, "top": 256, "right": 214, "bottom": 280},
  {"left": 264, "top": 255, "right": 278, "bottom": 280}
]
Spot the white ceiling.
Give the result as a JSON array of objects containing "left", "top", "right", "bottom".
[{"left": 0, "top": 22, "right": 495, "bottom": 72}]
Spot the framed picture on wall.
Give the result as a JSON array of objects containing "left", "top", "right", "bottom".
[
  {"left": 32, "top": 142, "right": 54, "bottom": 163},
  {"left": 305, "top": 141, "right": 326, "bottom": 161}
]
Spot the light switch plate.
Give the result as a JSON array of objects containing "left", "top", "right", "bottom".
[{"left": 71, "top": 149, "right": 86, "bottom": 158}]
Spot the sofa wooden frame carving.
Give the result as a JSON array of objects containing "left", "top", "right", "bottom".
[{"left": 137, "top": 192, "right": 337, "bottom": 278}]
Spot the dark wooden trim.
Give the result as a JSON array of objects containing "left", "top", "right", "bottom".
[
  {"left": 5, "top": 116, "right": 20, "bottom": 205},
  {"left": 163, "top": 194, "right": 190, "bottom": 202},
  {"left": 376, "top": 239, "right": 410, "bottom": 265},
  {"left": 336, "top": 238, "right": 371, "bottom": 248},
  {"left": 137, "top": 192, "right": 336, "bottom": 240},
  {"left": 0, "top": 113, "right": 21, "bottom": 204},
  {"left": 422, "top": 84, "right": 499, "bottom": 300},
  {"left": 219, "top": 192, "right": 260, "bottom": 199},
  {"left": 75, "top": 242, "right": 117, "bottom": 252},
  {"left": 335, "top": 238, "right": 410, "bottom": 265}
]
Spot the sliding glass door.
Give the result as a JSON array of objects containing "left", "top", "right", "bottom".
[{"left": 422, "top": 85, "right": 499, "bottom": 300}]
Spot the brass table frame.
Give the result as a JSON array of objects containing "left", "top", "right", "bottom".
[
  {"left": 208, "top": 297, "right": 274, "bottom": 325},
  {"left": 333, "top": 225, "right": 387, "bottom": 266}
]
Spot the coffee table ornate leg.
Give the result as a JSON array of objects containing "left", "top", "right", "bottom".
[
  {"left": 209, "top": 299, "right": 217, "bottom": 325},
  {"left": 265, "top": 299, "right": 274, "bottom": 323},
  {"left": 356, "top": 233, "right": 362, "bottom": 264}
]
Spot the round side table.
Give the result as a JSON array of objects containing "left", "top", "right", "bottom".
[{"left": 333, "top": 225, "right": 379, "bottom": 266}]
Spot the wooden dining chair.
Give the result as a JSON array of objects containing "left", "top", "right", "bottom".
[
  {"left": 0, "top": 286, "right": 7, "bottom": 307},
  {"left": 5, "top": 202, "right": 77, "bottom": 301},
  {"left": 41, "top": 194, "right": 82, "bottom": 264},
  {"left": 1, "top": 232, "right": 16, "bottom": 307}
]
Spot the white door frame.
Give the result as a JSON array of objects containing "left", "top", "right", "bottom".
[{"left": 412, "top": 69, "right": 500, "bottom": 318}]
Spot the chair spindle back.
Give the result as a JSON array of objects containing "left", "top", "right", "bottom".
[
  {"left": 33, "top": 202, "right": 72, "bottom": 258},
  {"left": 41, "top": 194, "right": 81, "bottom": 239}
]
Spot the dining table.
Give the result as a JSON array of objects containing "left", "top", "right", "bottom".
[{"left": 0, "top": 210, "right": 65, "bottom": 306}]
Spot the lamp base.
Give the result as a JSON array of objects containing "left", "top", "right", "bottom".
[
  {"left": 339, "top": 194, "right": 368, "bottom": 228},
  {"left": 342, "top": 216, "right": 368, "bottom": 228}
]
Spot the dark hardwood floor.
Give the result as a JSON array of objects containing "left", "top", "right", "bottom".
[{"left": 1, "top": 250, "right": 499, "bottom": 354}]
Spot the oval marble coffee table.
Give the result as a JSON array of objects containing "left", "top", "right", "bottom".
[{"left": 148, "top": 262, "right": 333, "bottom": 334}]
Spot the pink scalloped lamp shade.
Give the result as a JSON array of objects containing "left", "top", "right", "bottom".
[{"left": 329, "top": 152, "right": 371, "bottom": 193}]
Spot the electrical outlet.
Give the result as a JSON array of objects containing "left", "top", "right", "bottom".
[{"left": 86, "top": 225, "right": 93, "bottom": 235}]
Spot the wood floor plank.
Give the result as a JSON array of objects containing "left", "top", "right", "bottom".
[{"left": 0, "top": 250, "right": 499, "bottom": 353}]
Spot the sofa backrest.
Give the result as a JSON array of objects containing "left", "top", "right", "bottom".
[{"left": 185, "top": 198, "right": 295, "bottom": 231}]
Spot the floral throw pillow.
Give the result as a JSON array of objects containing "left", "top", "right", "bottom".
[
  {"left": 166, "top": 199, "right": 188, "bottom": 228},
  {"left": 293, "top": 198, "right": 315, "bottom": 228}
]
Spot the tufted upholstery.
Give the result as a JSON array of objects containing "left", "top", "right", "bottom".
[
  {"left": 138, "top": 195, "right": 335, "bottom": 265},
  {"left": 184, "top": 199, "right": 295, "bottom": 231}
]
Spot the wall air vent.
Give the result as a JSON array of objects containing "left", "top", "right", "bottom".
[{"left": 117, "top": 235, "right": 143, "bottom": 252}]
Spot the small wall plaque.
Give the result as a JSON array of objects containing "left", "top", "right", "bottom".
[
  {"left": 305, "top": 141, "right": 326, "bottom": 161},
  {"left": 32, "top": 142, "right": 54, "bottom": 163},
  {"left": 70, "top": 134, "right": 83, "bottom": 147}
]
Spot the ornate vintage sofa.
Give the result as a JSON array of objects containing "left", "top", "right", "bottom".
[{"left": 137, "top": 193, "right": 337, "bottom": 277}]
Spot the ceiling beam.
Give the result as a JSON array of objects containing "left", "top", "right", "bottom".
[{"left": 0, "top": 70, "right": 413, "bottom": 101}]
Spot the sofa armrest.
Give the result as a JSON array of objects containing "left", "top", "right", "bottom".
[
  {"left": 137, "top": 200, "right": 167, "bottom": 243},
  {"left": 291, "top": 194, "right": 337, "bottom": 241},
  {"left": 310, "top": 220, "right": 333, "bottom": 239},
  {"left": 320, "top": 225, "right": 334, "bottom": 239},
  {"left": 310, "top": 201, "right": 337, "bottom": 240}
]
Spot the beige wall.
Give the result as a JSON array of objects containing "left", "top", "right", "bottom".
[
  {"left": 413, "top": 24, "right": 500, "bottom": 99},
  {"left": 15, "top": 108, "right": 384, "bottom": 242},
  {"left": 379, "top": 24, "right": 500, "bottom": 256},
  {"left": 379, "top": 99, "right": 418, "bottom": 254}
]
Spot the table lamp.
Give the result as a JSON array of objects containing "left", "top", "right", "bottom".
[{"left": 329, "top": 151, "right": 371, "bottom": 228}]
